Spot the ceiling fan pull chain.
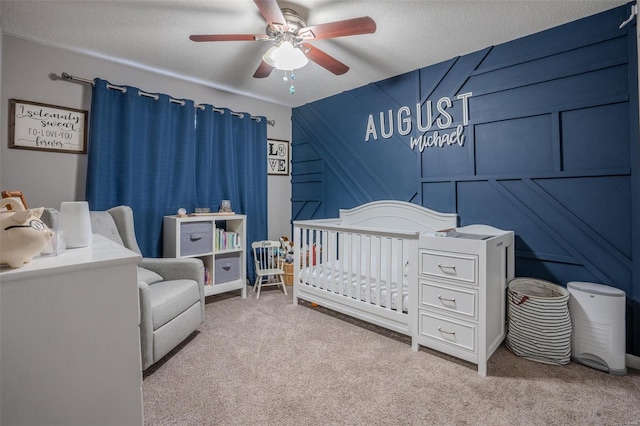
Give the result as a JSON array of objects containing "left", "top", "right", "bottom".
[{"left": 288, "top": 71, "right": 296, "bottom": 94}]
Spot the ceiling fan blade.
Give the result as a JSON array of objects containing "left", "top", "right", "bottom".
[
  {"left": 298, "top": 17, "right": 376, "bottom": 40},
  {"left": 254, "top": 0, "right": 288, "bottom": 32},
  {"left": 253, "top": 60, "right": 274, "bottom": 78},
  {"left": 189, "top": 34, "right": 266, "bottom": 42},
  {"left": 301, "top": 43, "right": 349, "bottom": 75}
]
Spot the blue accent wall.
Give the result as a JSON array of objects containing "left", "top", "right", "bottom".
[{"left": 292, "top": 4, "right": 640, "bottom": 356}]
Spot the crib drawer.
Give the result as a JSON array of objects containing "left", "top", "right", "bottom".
[
  {"left": 418, "top": 310, "right": 477, "bottom": 353},
  {"left": 419, "top": 250, "right": 477, "bottom": 284},
  {"left": 419, "top": 280, "right": 477, "bottom": 319}
]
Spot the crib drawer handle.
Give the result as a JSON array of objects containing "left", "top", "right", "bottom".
[
  {"left": 438, "top": 295, "right": 456, "bottom": 303},
  {"left": 438, "top": 327, "right": 456, "bottom": 335},
  {"left": 437, "top": 263, "right": 456, "bottom": 272}
]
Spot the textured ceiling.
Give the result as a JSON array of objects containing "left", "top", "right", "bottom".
[{"left": 1, "top": 0, "right": 631, "bottom": 108}]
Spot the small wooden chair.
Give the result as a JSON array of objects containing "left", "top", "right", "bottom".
[{"left": 252, "top": 240, "right": 287, "bottom": 298}]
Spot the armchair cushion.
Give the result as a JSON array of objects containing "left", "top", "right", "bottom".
[
  {"left": 140, "top": 258, "right": 203, "bottom": 284},
  {"left": 150, "top": 279, "right": 201, "bottom": 330},
  {"left": 137, "top": 267, "right": 163, "bottom": 285},
  {"left": 140, "top": 257, "right": 205, "bottom": 326}
]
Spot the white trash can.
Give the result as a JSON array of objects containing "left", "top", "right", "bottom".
[{"left": 567, "top": 281, "right": 626, "bottom": 375}]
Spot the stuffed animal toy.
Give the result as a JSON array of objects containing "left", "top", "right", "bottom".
[{"left": 0, "top": 198, "right": 53, "bottom": 268}]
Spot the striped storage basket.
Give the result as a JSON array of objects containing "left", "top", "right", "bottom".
[{"left": 506, "top": 278, "right": 572, "bottom": 365}]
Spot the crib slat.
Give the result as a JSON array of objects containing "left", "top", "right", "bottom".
[
  {"left": 312, "top": 229, "right": 319, "bottom": 289},
  {"left": 346, "top": 233, "right": 352, "bottom": 299},
  {"left": 313, "top": 229, "right": 320, "bottom": 290},
  {"left": 375, "top": 236, "right": 382, "bottom": 309},
  {"left": 352, "top": 234, "right": 362, "bottom": 300},
  {"left": 322, "top": 230, "right": 330, "bottom": 290},
  {"left": 327, "top": 230, "right": 335, "bottom": 293},
  {"left": 338, "top": 231, "right": 344, "bottom": 296},
  {"left": 385, "top": 237, "right": 392, "bottom": 311},
  {"left": 321, "top": 229, "right": 328, "bottom": 291},
  {"left": 396, "top": 238, "right": 404, "bottom": 313},
  {"left": 302, "top": 227, "right": 308, "bottom": 287},
  {"left": 294, "top": 226, "right": 301, "bottom": 296},
  {"left": 364, "top": 234, "right": 371, "bottom": 305}
]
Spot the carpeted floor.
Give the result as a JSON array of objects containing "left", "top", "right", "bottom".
[{"left": 143, "top": 285, "right": 640, "bottom": 425}]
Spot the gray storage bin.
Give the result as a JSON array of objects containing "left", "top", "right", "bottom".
[
  {"left": 215, "top": 252, "right": 241, "bottom": 284},
  {"left": 506, "top": 277, "right": 572, "bottom": 365},
  {"left": 180, "top": 221, "right": 213, "bottom": 256}
]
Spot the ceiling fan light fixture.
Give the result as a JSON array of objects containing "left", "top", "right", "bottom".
[
  {"left": 262, "top": 45, "right": 279, "bottom": 67},
  {"left": 262, "top": 41, "right": 308, "bottom": 71}
]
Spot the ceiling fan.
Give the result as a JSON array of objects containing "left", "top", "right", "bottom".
[{"left": 189, "top": 0, "right": 377, "bottom": 79}]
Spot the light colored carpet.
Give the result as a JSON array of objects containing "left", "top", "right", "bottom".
[{"left": 143, "top": 286, "right": 640, "bottom": 425}]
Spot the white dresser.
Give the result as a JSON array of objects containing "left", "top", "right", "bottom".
[
  {"left": 0, "top": 235, "right": 144, "bottom": 426},
  {"left": 413, "top": 225, "right": 515, "bottom": 376}
]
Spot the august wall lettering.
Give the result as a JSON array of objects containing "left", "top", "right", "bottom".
[{"left": 364, "top": 92, "right": 472, "bottom": 152}]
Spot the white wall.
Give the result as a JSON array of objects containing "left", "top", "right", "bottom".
[
  {"left": 0, "top": 5, "right": 3, "bottom": 97},
  {"left": 0, "top": 35, "right": 292, "bottom": 241}
]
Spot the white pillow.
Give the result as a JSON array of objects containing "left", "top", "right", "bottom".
[{"left": 137, "top": 267, "right": 163, "bottom": 285}]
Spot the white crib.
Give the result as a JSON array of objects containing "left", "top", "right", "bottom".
[
  {"left": 292, "top": 200, "right": 458, "bottom": 336},
  {"left": 293, "top": 200, "right": 515, "bottom": 376}
]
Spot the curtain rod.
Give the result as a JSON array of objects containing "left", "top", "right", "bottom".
[{"left": 60, "top": 72, "right": 276, "bottom": 126}]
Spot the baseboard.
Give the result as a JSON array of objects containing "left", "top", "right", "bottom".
[{"left": 627, "top": 353, "right": 640, "bottom": 371}]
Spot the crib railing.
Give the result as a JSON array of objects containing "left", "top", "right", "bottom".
[{"left": 293, "top": 220, "right": 419, "bottom": 315}]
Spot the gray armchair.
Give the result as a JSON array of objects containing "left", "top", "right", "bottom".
[{"left": 43, "top": 205, "right": 205, "bottom": 370}]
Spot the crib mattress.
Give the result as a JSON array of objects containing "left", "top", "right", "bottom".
[{"left": 299, "top": 264, "right": 409, "bottom": 312}]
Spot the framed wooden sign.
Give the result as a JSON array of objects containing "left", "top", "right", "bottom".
[
  {"left": 267, "top": 138, "right": 289, "bottom": 175},
  {"left": 9, "top": 99, "right": 88, "bottom": 154}
]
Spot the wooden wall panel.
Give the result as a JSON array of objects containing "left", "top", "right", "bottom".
[
  {"left": 561, "top": 103, "right": 630, "bottom": 170},
  {"left": 292, "top": 4, "right": 639, "bottom": 354},
  {"left": 474, "top": 115, "right": 554, "bottom": 175}
]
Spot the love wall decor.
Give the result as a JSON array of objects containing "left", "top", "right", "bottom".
[
  {"left": 267, "top": 138, "right": 289, "bottom": 175},
  {"left": 9, "top": 99, "right": 88, "bottom": 154}
]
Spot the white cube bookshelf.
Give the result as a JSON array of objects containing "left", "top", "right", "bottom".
[{"left": 163, "top": 214, "right": 247, "bottom": 298}]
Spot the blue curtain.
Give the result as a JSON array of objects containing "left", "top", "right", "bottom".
[
  {"left": 196, "top": 106, "right": 267, "bottom": 281},
  {"left": 86, "top": 79, "right": 268, "bottom": 281},
  {"left": 86, "top": 78, "right": 197, "bottom": 257},
  {"left": 195, "top": 107, "right": 238, "bottom": 209},
  {"left": 233, "top": 111, "right": 267, "bottom": 283}
]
